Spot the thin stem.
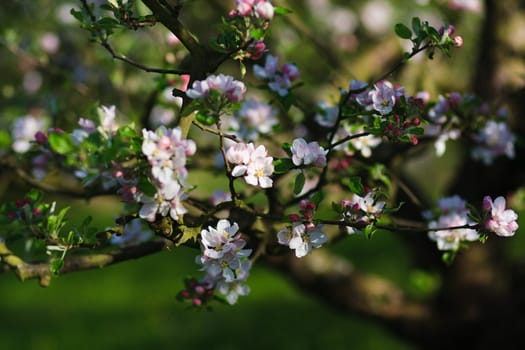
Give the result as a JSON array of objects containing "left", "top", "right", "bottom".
[
  {"left": 79, "top": 0, "right": 187, "bottom": 75},
  {"left": 319, "top": 218, "right": 480, "bottom": 233}
]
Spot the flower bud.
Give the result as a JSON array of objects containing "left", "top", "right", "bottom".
[{"left": 453, "top": 35, "right": 463, "bottom": 47}]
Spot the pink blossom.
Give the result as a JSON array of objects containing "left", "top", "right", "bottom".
[
  {"left": 370, "top": 81, "right": 396, "bottom": 115},
  {"left": 186, "top": 74, "right": 246, "bottom": 103},
  {"left": 253, "top": 55, "right": 279, "bottom": 79},
  {"left": 290, "top": 138, "right": 327, "bottom": 167},
  {"left": 483, "top": 196, "right": 519, "bottom": 237},
  {"left": 277, "top": 222, "right": 328, "bottom": 258},
  {"left": 254, "top": 1, "right": 274, "bottom": 19},
  {"left": 282, "top": 63, "right": 300, "bottom": 81},
  {"left": 226, "top": 142, "right": 274, "bottom": 188}
]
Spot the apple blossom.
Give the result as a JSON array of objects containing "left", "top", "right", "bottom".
[
  {"left": 428, "top": 213, "right": 479, "bottom": 251},
  {"left": 483, "top": 196, "right": 519, "bottom": 237},
  {"left": 11, "top": 115, "right": 48, "bottom": 153},
  {"left": 226, "top": 142, "right": 274, "bottom": 188},
  {"left": 342, "top": 192, "right": 386, "bottom": 234},
  {"left": 370, "top": 81, "right": 396, "bottom": 115},
  {"left": 471, "top": 121, "right": 515, "bottom": 165},
  {"left": 290, "top": 138, "right": 327, "bottom": 167},
  {"left": 186, "top": 74, "right": 246, "bottom": 103},
  {"left": 277, "top": 222, "right": 328, "bottom": 258}
]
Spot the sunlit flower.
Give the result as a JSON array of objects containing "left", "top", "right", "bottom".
[{"left": 483, "top": 196, "right": 519, "bottom": 237}]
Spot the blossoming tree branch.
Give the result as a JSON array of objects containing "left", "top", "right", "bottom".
[{"left": 0, "top": 0, "right": 519, "bottom": 310}]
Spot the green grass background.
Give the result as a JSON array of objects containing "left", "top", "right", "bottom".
[{"left": 0, "top": 196, "right": 416, "bottom": 350}]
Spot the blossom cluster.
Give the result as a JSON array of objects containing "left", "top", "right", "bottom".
[
  {"left": 196, "top": 220, "right": 252, "bottom": 304},
  {"left": 472, "top": 121, "right": 516, "bottom": 165},
  {"left": 425, "top": 92, "right": 516, "bottom": 163},
  {"left": 290, "top": 138, "right": 327, "bottom": 168},
  {"left": 137, "top": 126, "right": 196, "bottom": 222},
  {"left": 425, "top": 195, "right": 479, "bottom": 251},
  {"left": 222, "top": 99, "right": 278, "bottom": 141},
  {"left": 230, "top": 0, "right": 275, "bottom": 20},
  {"left": 186, "top": 74, "right": 246, "bottom": 103},
  {"left": 341, "top": 191, "right": 386, "bottom": 234},
  {"left": 72, "top": 105, "right": 119, "bottom": 143},
  {"left": 254, "top": 54, "right": 300, "bottom": 96},
  {"left": 277, "top": 200, "right": 328, "bottom": 258},
  {"left": 482, "top": 196, "right": 519, "bottom": 237},
  {"left": 225, "top": 142, "right": 274, "bottom": 188},
  {"left": 11, "top": 115, "right": 48, "bottom": 154},
  {"left": 349, "top": 80, "right": 406, "bottom": 116}
]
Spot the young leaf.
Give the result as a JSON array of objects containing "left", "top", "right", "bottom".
[
  {"left": 274, "top": 6, "right": 293, "bottom": 15},
  {"left": 273, "top": 158, "right": 294, "bottom": 174},
  {"left": 293, "top": 172, "right": 305, "bottom": 195},
  {"left": 348, "top": 176, "right": 365, "bottom": 196},
  {"left": 395, "top": 23, "right": 412, "bottom": 40},
  {"left": 48, "top": 132, "right": 75, "bottom": 155},
  {"left": 50, "top": 258, "right": 64, "bottom": 276}
]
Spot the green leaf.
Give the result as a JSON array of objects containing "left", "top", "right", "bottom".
[
  {"left": 250, "top": 28, "right": 265, "bottom": 40},
  {"left": 239, "top": 60, "right": 246, "bottom": 78},
  {"left": 310, "top": 191, "right": 324, "bottom": 207},
  {"left": 50, "top": 258, "right": 64, "bottom": 276},
  {"left": 273, "top": 158, "right": 294, "bottom": 174},
  {"left": 364, "top": 224, "right": 376, "bottom": 239},
  {"left": 173, "top": 225, "right": 200, "bottom": 247},
  {"left": 411, "top": 17, "right": 421, "bottom": 35},
  {"left": 118, "top": 125, "right": 137, "bottom": 138},
  {"left": 395, "top": 23, "right": 412, "bottom": 40},
  {"left": 274, "top": 6, "right": 293, "bottom": 15},
  {"left": 48, "top": 132, "right": 75, "bottom": 155},
  {"left": 332, "top": 202, "right": 343, "bottom": 214},
  {"left": 70, "top": 9, "right": 85, "bottom": 23},
  {"left": 138, "top": 177, "right": 157, "bottom": 197},
  {"left": 409, "top": 126, "right": 425, "bottom": 135},
  {"left": 0, "top": 130, "right": 12, "bottom": 149},
  {"left": 441, "top": 251, "right": 456, "bottom": 265},
  {"left": 293, "top": 172, "right": 305, "bottom": 195},
  {"left": 348, "top": 176, "right": 365, "bottom": 196}
]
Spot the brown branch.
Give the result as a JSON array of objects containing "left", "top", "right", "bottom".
[
  {"left": 0, "top": 239, "right": 173, "bottom": 286},
  {"left": 264, "top": 250, "right": 433, "bottom": 335},
  {"left": 140, "top": 0, "right": 202, "bottom": 55}
]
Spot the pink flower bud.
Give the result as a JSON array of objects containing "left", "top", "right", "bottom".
[
  {"left": 453, "top": 36, "right": 463, "bottom": 47},
  {"left": 33, "top": 207, "right": 42, "bottom": 216},
  {"left": 482, "top": 196, "right": 492, "bottom": 211},
  {"left": 289, "top": 213, "right": 300, "bottom": 222},
  {"left": 181, "top": 290, "right": 190, "bottom": 298},
  {"left": 341, "top": 199, "right": 351, "bottom": 207},
  {"left": 248, "top": 40, "right": 266, "bottom": 60},
  {"left": 195, "top": 285, "right": 205, "bottom": 295},
  {"left": 236, "top": 3, "right": 253, "bottom": 16},
  {"left": 192, "top": 298, "right": 202, "bottom": 306},
  {"left": 300, "top": 200, "right": 309, "bottom": 210},
  {"left": 410, "top": 136, "right": 419, "bottom": 145},
  {"left": 6, "top": 212, "right": 16, "bottom": 220},
  {"left": 412, "top": 117, "right": 421, "bottom": 126},
  {"left": 282, "top": 63, "right": 300, "bottom": 81},
  {"left": 34, "top": 131, "right": 48, "bottom": 144}
]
